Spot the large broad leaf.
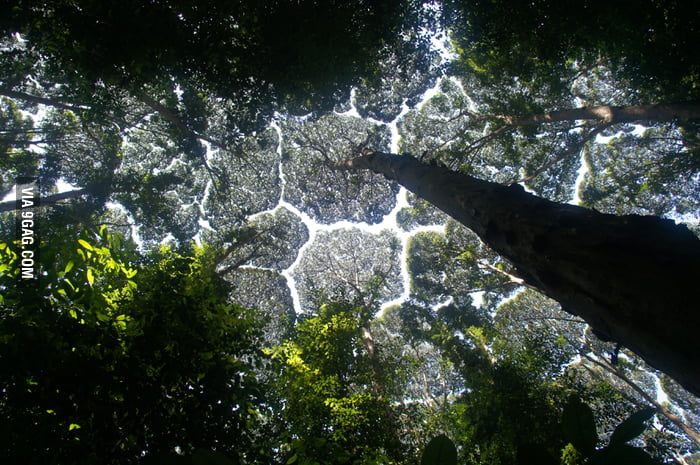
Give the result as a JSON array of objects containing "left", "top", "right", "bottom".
[
  {"left": 421, "top": 435, "right": 458, "bottom": 465},
  {"left": 608, "top": 407, "right": 656, "bottom": 447},
  {"left": 516, "top": 443, "right": 558, "bottom": 465},
  {"left": 592, "top": 444, "right": 661, "bottom": 465},
  {"left": 78, "top": 239, "right": 94, "bottom": 251},
  {"left": 562, "top": 396, "right": 598, "bottom": 457}
]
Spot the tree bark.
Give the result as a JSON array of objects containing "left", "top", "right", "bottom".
[
  {"left": 0, "top": 188, "right": 91, "bottom": 212},
  {"left": 506, "top": 101, "right": 700, "bottom": 126},
  {"left": 0, "top": 88, "right": 88, "bottom": 113},
  {"left": 334, "top": 151, "right": 700, "bottom": 397}
]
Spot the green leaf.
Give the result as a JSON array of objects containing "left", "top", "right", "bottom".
[
  {"left": 86, "top": 268, "right": 95, "bottom": 285},
  {"left": 78, "top": 239, "right": 93, "bottom": 251},
  {"left": 517, "top": 444, "right": 558, "bottom": 465},
  {"left": 123, "top": 267, "right": 137, "bottom": 278},
  {"left": 562, "top": 396, "right": 598, "bottom": 457},
  {"left": 421, "top": 435, "right": 457, "bottom": 465},
  {"left": 64, "top": 260, "right": 75, "bottom": 273},
  {"left": 115, "top": 314, "right": 129, "bottom": 330},
  {"left": 609, "top": 407, "right": 656, "bottom": 446}
]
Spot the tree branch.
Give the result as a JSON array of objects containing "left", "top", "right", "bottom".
[
  {"left": 505, "top": 122, "right": 613, "bottom": 186},
  {"left": 505, "top": 101, "right": 700, "bottom": 126},
  {"left": 0, "top": 187, "right": 92, "bottom": 213},
  {"left": 0, "top": 87, "right": 89, "bottom": 113},
  {"left": 580, "top": 347, "right": 700, "bottom": 448}
]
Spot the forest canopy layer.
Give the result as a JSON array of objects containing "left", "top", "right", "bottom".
[{"left": 1, "top": 1, "right": 699, "bottom": 464}]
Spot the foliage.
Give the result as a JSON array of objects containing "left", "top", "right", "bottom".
[
  {"left": 392, "top": 297, "right": 570, "bottom": 465},
  {"left": 282, "top": 114, "right": 397, "bottom": 224},
  {"left": 445, "top": 0, "right": 700, "bottom": 101},
  {"left": 421, "top": 435, "right": 457, "bottom": 465},
  {"left": 419, "top": 398, "right": 662, "bottom": 465},
  {"left": 225, "top": 267, "right": 297, "bottom": 347},
  {"left": 266, "top": 300, "right": 404, "bottom": 464},
  {"left": 2, "top": 0, "right": 431, "bottom": 125},
  {"left": 292, "top": 228, "right": 402, "bottom": 311},
  {"left": 141, "top": 448, "right": 237, "bottom": 465},
  {"left": 1, "top": 1, "right": 699, "bottom": 464},
  {"left": 0, "top": 224, "right": 265, "bottom": 464},
  {"left": 582, "top": 124, "right": 700, "bottom": 216},
  {"left": 559, "top": 397, "right": 661, "bottom": 465},
  {"left": 405, "top": 219, "right": 519, "bottom": 312}
]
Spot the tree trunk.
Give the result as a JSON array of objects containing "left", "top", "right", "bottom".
[
  {"left": 0, "top": 88, "right": 88, "bottom": 113},
  {"left": 360, "top": 323, "right": 404, "bottom": 456},
  {"left": 334, "top": 151, "right": 700, "bottom": 397},
  {"left": 506, "top": 101, "right": 700, "bottom": 126},
  {"left": 0, "top": 188, "right": 92, "bottom": 212}
]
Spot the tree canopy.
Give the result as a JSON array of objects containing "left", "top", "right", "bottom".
[{"left": 1, "top": 1, "right": 700, "bottom": 464}]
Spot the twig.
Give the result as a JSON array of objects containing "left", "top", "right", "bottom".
[
  {"left": 505, "top": 122, "right": 612, "bottom": 186},
  {"left": 580, "top": 346, "right": 700, "bottom": 448}
]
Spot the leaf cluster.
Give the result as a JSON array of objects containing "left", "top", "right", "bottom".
[{"left": 0, "top": 225, "right": 265, "bottom": 464}]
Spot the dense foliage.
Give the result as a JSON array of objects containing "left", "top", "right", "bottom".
[
  {"left": 1, "top": 1, "right": 699, "bottom": 464},
  {"left": 0, "top": 226, "right": 264, "bottom": 463}
]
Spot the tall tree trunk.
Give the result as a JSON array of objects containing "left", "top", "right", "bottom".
[
  {"left": 334, "top": 151, "right": 700, "bottom": 397},
  {"left": 506, "top": 101, "right": 700, "bottom": 126},
  {"left": 0, "top": 187, "right": 92, "bottom": 212},
  {"left": 360, "top": 323, "right": 404, "bottom": 456},
  {"left": 0, "top": 88, "right": 88, "bottom": 113}
]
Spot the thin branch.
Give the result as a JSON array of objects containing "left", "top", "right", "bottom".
[
  {"left": 515, "top": 316, "right": 586, "bottom": 324},
  {"left": 0, "top": 87, "right": 89, "bottom": 113},
  {"left": 463, "top": 124, "right": 515, "bottom": 159},
  {"left": 475, "top": 259, "right": 527, "bottom": 286},
  {"left": 580, "top": 348, "right": 700, "bottom": 448},
  {"left": 457, "top": 282, "right": 518, "bottom": 294},
  {"left": 505, "top": 122, "right": 612, "bottom": 186},
  {"left": 97, "top": 221, "right": 137, "bottom": 228}
]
